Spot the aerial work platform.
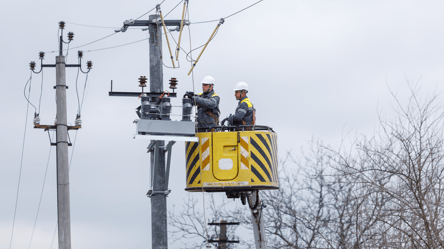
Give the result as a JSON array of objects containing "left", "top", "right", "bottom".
[{"left": 185, "top": 126, "right": 279, "bottom": 192}]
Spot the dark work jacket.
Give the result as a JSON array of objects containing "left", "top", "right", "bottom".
[
  {"left": 232, "top": 96, "right": 254, "bottom": 125},
  {"left": 195, "top": 90, "right": 220, "bottom": 128}
]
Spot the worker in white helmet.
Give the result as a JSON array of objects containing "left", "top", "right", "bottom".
[
  {"left": 184, "top": 76, "right": 220, "bottom": 130},
  {"left": 227, "top": 82, "right": 255, "bottom": 126}
]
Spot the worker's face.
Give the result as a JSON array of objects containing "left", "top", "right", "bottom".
[
  {"left": 235, "top": 90, "right": 243, "bottom": 100},
  {"left": 202, "top": 84, "right": 213, "bottom": 93}
]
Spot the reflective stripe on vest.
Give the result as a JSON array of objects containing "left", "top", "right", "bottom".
[{"left": 241, "top": 98, "right": 253, "bottom": 108}]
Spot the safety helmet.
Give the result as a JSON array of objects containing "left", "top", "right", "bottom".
[
  {"left": 201, "top": 76, "right": 215, "bottom": 85},
  {"left": 233, "top": 82, "right": 248, "bottom": 92}
]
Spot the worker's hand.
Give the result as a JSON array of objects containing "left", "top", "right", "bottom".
[
  {"left": 228, "top": 114, "right": 234, "bottom": 126},
  {"left": 221, "top": 117, "right": 228, "bottom": 126},
  {"left": 184, "top": 91, "right": 195, "bottom": 101}
]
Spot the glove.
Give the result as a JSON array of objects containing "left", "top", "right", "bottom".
[
  {"left": 221, "top": 117, "right": 228, "bottom": 126},
  {"left": 184, "top": 91, "right": 195, "bottom": 101},
  {"left": 228, "top": 114, "right": 234, "bottom": 126}
]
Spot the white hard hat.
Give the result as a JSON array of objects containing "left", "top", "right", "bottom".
[
  {"left": 201, "top": 76, "right": 215, "bottom": 85},
  {"left": 233, "top": 82, "right": 248, "bottom": 91}
]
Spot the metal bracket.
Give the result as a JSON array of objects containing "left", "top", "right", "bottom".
[{"left": 146, "top": 189, "right": 171, "bottom": 197}]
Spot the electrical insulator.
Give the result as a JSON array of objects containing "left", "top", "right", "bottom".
[
  {"left": 59, "top": 21, "right": 65, "bottom": 29},
  {"left": 75, "top": 115, "right": 82, "bottom": 126},
  {"left": 87, "top": 61, "right": 92, "bottom": 69},
  {"left": 139, "top": 76, "right": 147, "bottom": 87},
  {"left": 169, "top": 77, "right": 178, "bottom": 90},
  {"left": 182, "top": 97, "right": 193, "bottom": 121},
  {"left": 78, "top": 50, "right": 83, "bottom": 58},
  {"left": 34, "top": 113, "right": 40, "bottom": 125},
  {"left": 68, "top": 32, "right": 74, "bottom": 41},
  {"left": 160, "top": 97, "right": 172, "bottom": 120},
  {"left": 39, "top": 51, "right": 45, "bottom": 60},
  {"left": 30, "top": 61, "right": 36, "bottom": 70}
]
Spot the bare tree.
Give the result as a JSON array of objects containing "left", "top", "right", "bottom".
[
  {"left": 170, "top": 87, "right": 444, "bottom": 249},
  {"left": 325, "top": 86, "right": 444, "bottom": 248},
  {"left": 168, "top": 193, "right": 247, "bottom": 249}
]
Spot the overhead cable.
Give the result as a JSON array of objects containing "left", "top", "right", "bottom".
[
  {"left": 66, "top": 22, "right": 120, "bottom": 29},
  {"left": 27, "top": 146, "right": 52, "bottom": 249},
  {"left": 135, "top": 0, "right": 166, "bottom": 20},
  {"left": 23, "top": 73, "right": 37, "bottom": 114},
  {"left": 45, "top": 33, "right": 118, "bottom": 53},
  {"left": 83, "top": 37, "right": 148, "bottom": 53},
  {"left": 9, "top": 72, "right": 34, "bottom": 249},
  {"left": 192, "top": 0, "right": 264, "bottom": 25},
  {"left": 164, "top": 0, "right": 183, "bottom": 18},
  {"left": 224, "top": 0, "right": 264, "bottom": 19},
  {"left": 38, "top": 71, "right": 44, "bottom": 114}
]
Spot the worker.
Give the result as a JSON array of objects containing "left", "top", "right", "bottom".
[
  {"left": 227, "top": 82, "right": 255, "bottom": 126},
  {"left": 184, "top": 76, "right": 220, "bottom": 129}
]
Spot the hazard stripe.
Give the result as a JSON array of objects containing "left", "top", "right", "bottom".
[
  {"left": 255, "top": 134, "right": 273, "bottom": 177},
  {"left": 185, "top": 141, "right": 191, "bottom": 154},
  {"left": 251, "top": 165, "right": 266, "bottom": 182},
  {"left": 240, "top": 136, "right": 249, "bottom": 169},
  {"left": 187, "top": 153, "right": 200, "bottom": 178},
  {"left": 187, "top": 142, "right": 198, "bottom": 164},
  {"left": 267, "top": 134, "right": 278, "bottom": 183},
  {"left": 201, "top": 138, "right": 210, "bottom": 170},
  {"left": 272, "top": 134, "right": 279, "bottom": 183},
  {"left": 251, "top": 138, "right": 273, "bottom": 181},
  {"left": 251, "top": 151, "right": 272, "bottom": 182},
  {"left": 189, "top": 166, "right": 201, "bottom": 185}
]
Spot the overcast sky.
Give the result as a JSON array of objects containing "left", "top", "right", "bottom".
[{"left": 2, "top": 0, "right": 444, "bottom": 248}]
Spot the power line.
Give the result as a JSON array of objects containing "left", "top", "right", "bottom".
[
  {"left": 23, "top": 73, "right": 37, "bottom": 114},
  {"left": 38, "top": 70, "right": 44, "bottom": 114},
  {"left": 79, "top": 74, "right": 89, "bottom": 112},
  {"left": 65, "top": 22, "right": 120, "bottom": 29},
  {"left": 10, "top": 72, "right": 34, "bottom": 249},
  {"left": 83, "top": 37, "right": 148, "bottom": 53},
  {"left": 45, "top": 33, "right": 118, "bottom": 54},
  {"left": 192, "top": 0, "right": 264, "bottom": 24},
  {"left": 224, "top": 0, "right": 264, "bottom": 19},
  {"left": 75, "top": 67, "right": 81, "bottom": 115},
  {"left": 27, "top": 146, "right": 52, "bottom": 249},
  {"left": 135, "top": 0, "right": 166, "bottom": 20},
  {"left": 164, "top": 0, "right": 183, "bottom": 18}
]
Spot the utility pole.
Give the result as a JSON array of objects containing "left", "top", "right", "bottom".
[
  {"left": 148, "top": 14, "right": 167, "bottom": 248},
  {"left": 110, "top": 11, "right": 192, "bottom": 249},
  {"left": 32, "top": 21, "right": 92, "bottom": 249},
  {"left": 208, "top": 220, "right": 240, "bottom": 249}
]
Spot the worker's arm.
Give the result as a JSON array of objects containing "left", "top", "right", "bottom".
[
  {"left": 195, "top": 95, "right": 220, "bottom": 109},
  {"left": 231, "top": 102, "right": 248, "bottom": 123}
]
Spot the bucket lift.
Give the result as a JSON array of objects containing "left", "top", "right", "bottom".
[
  {"left": 185, "top": 126, "right": 279, "bottom": 194},
  {"left": 186, "top": 125, "right": 278, "bottom": 248}
]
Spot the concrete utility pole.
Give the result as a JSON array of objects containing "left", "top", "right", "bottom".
[
  {"left": 55, "top": 54, "right": 72, "bottom": 249},
  {"left": 33, "top": 21, "right": 91, "bottom": 249},
  {"left": 208, "top": 220, "right": 240, "bottom": 248}
]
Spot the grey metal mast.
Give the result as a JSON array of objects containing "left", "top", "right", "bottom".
[
  {"left": 149, "top": 15, "right": 167, "bottom": 247},
  {"left": 110, "top": 13, "right": 191, "bottom": 249}
]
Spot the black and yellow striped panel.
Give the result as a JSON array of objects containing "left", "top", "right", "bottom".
[
  {"left": 250, "top": 133, "right": 278, "bottom": 184},
  {"left": 185, "top": 141, "right": 201, "bottom": 185}
]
